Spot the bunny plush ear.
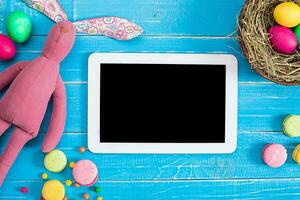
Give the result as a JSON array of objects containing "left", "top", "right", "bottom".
[
  {"left": 23, "top": 0, "right": 68, "bottom": 22},
  {"left": 23, "top": 0, "right": 143, "bottom": 40},
  {"left": 73, "top": 17, "right": 143, "bottom": 40}
]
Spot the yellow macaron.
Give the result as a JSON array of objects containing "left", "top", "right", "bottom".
[
  {"left": 293, "top": 144, "right": 300, "bottom": 164},
  {"left": 42, "top": 180, "right": 65, "bottom": 200}
]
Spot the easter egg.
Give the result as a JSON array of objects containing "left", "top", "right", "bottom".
[
  {"left": 274, "top": 2, "right": 300, "bottom": 28},
  {"left": 6, "top": 11, "right": 32, "bottom": 43},
  {"left": 294, "top": 24, "right": 300, "bottom": 48},
  {"left": 269, "top": 26, "right": 298, "bottom": 54},
  {"left": 0, "top": 34, "right": 16, "bottom": 60}
]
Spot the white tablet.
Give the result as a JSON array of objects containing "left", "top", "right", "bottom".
[{"left": 88, "top": 53, "right": 238, "bottom": 154}]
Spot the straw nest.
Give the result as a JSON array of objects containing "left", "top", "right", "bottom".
[{"left": 239, "top": 0, "right": 300, "bottom": 85}]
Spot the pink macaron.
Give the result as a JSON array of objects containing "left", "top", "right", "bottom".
[
  {"left": 72, "top": 160, "right": 98, "bottom": 186},
  {"left": 262, "top": 144, "right": 287, "bottom": 168}
]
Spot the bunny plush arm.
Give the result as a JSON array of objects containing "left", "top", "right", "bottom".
[
  {"left": 0, "top": 21, "right": 75, "bottom": 186},
  {"left": 0, "top": 61, "right": 30, "bottom": 91},
  {"left": 42, "top": 75, "right": 66, "bottom": 153}
]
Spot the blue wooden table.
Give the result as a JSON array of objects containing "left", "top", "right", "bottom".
[{"left": 1, "top": 0, "right": 300, "bottom": 199}]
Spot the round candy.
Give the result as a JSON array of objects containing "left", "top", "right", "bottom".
[
  {"left": 69, "top": 161, "right": 75, "bottom": 168},
  {"left": 274, "top": 2, "right": 300, "bottom": 28},
  {"left": 42, "top": 180, "right": 65, "bottom": 200},
  {"left": 94, "top": 186, "right": 100, "bottom": 193},
  {"left": 44, "top": 150, "right": 67, "bottom": 172},
  {"left": 283, "top": 115, "right": 300, "bottom": 137},
  {"left": 97, "top": 197, "right": 103, "bottom": 200},
  {"left": 269, "top": 26, "right": 298, "bottom": 54},
  {"left": 65, "top": 180, "right": 72, "bottom": 186},
  {"left": 72, "top": 160, "right": 98, "bottom": 186},
  {"left": 74, "top": 183, "right": 80, "bottom": 188},
  {"left": 6, "top": 11, "right": 32, "bottom": 43},
  {"left": 83, "top": 193, "right": 90, "bottom": 199},
  {"left": 21, "top": 187, "right": 28, "bottom": 193},
  {"left": 41, "top": 173, "right": 48, "bottom": 180},
  {"left": 0, "top": 34, "right": 16, "bottom": 60},
  {"left": 262, "top": 144, "right": 287, "bottom": 168},
  {"left": 292, "top": 144, "right": 300, "bottom": 164},
  {"left": 79, "top": 146, "right": 86, "bottom": 153},
  {"left": 294, "top": 24, "right": 300, "bottom": 48}
]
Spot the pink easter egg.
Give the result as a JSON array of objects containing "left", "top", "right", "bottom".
[
  {"left": 269, "top": 26, "right": 298, "bottom": 54},
  {"left": 0, "top": 34, "right": 16, "bottom": 60}
]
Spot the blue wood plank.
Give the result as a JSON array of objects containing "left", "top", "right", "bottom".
[
  {"left": 2, "top": 82, "right": 299, "bottom": 133},
  {"left": 1, "top": 178, "right": 300, "bottom": 199},
  {"left": 1, "top": 0, "right": 244, "bottom": 36},
  {"left": 0, "top": 132, "right": 300, "bottom": 181},
  {"left": 1, "top": 36, "right": 264, "bottom": 83}
]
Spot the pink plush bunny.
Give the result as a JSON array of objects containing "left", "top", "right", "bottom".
[{"left": 0, "top": 20, "right": 76, "bottom": 186}]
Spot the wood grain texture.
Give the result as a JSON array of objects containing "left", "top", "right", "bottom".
[
  {"left": 0, "top": 0, "right": 299, "bottom": 199},
  {"left": 1, "top": 178, "right": 300, "bottom": 199},
  {"left": 0, "top": 132, "right": 300, "bottom": 182},
  {"left": 1, "top": 0, "right": 244, "bottom": 36}
]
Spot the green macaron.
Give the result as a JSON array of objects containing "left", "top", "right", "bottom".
[
  {"left": 283, "top": 115, "right": 300, "bottom": 137},
  {"left": 44, "top": 149, "right": 67, "bottom": 173}
]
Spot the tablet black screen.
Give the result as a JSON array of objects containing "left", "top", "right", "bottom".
[{"left": 100, "top": 64, "right": 226, "bottom": 143}]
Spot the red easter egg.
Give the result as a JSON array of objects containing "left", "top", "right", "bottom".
[
  {"left": 269, "top": 26, "right": 298, "bottom": 54},
  {"left": 0, "top": 34, "right": 16, "bottom": 60}
]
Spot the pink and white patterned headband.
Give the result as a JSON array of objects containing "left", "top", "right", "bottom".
[{"left": 22, "top": 0, "right": 143, "bottom": 40}]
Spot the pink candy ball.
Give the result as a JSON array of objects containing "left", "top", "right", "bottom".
[
  {"left": 262, "top": 144, "right": 287, "bottom": 168},
  {"left": 0, "top": 34, "right": 16, "bottom": 60},
  {"left": 20, "top": 187, "right": 28, "bottom": 193},
  {"left": 269, "top": 26, "right": 298, "bottom": 54}
]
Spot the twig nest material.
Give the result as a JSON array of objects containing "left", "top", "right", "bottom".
[{"left": 239, "top": 0, "right": 300, "bottom": 85}]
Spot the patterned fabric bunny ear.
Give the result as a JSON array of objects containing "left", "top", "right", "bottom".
[
  {"left": 73, "top": 17, "right": 143, "bottom": 40},
  {"left": 23, "top": 0, "right": 68, "bottom": 22},
  {"left": 23, "top": 0, "right": 143, "bottom": 40}
]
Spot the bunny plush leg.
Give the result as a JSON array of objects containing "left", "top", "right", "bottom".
[
  {"left": 0, "top": 127, "right": 32, "bottom": 186},
  {"left": 0, "top": 61, "right": 30, "bottom": 91},
  {"left": 42, "top": 76, "right": 66, "bottom": 153},
  {"left": 0, "top": 119, "right": 10, "bottom": 136}
]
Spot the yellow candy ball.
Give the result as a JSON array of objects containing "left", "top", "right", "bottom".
[
  {"left": 42, "top": 180, "right": 65, "bottom": 200},
  {"left": 65, "top": 180, "right": 72, "bottom": 186},
  {"left": 69, "top": 161, "right": 75, "bottom": 168},
  {"left": 97, "top": 197, "right": 103, "bottom": 200},
  {"left": 274, "top": 2, "right": 300, "bottom": 28},
  {"left": 41, "top": 173, "right": 48, "bottom": 180}
]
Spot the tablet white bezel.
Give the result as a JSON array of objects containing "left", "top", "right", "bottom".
[{"left": 88, "top": 53, "right": 238, "bottom": 154}]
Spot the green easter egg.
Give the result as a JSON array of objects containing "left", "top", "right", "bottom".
[
  {"left": 6, "top": 11, "right": 32, "bottom": 43},
  {"left": 295, "top": 24, "right": 300, "bottom": 48}
]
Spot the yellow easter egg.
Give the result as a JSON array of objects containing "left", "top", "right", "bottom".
[{"left": 274, "top": 2, "right": 300, "bottom": 28}]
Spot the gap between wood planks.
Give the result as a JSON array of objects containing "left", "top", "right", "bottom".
[{"left": 4, "top": 177, "right": 300, "bottom": 182}]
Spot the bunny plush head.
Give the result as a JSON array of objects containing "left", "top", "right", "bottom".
[{"left": 42, "top": 21, "right": 76, "bottom": 62}]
